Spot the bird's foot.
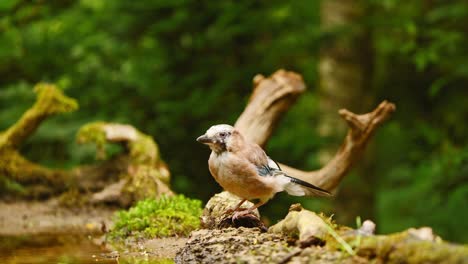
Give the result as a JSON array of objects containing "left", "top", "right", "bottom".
[
  {"left": 232, "top": 209, "right": 252, "bottom": 221},
  {"left": 228, "top": 210, "right": 266, "bottom": 231}
]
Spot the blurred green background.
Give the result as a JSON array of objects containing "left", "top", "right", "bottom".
[{"left": 0, "top": 0, "right": 467, "bottom": 243}]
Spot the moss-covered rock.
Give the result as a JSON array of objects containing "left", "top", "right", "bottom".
[{"left": 109, "top": 195, "right": 203, "bottom": 239}]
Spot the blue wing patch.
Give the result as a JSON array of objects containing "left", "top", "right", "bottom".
[
  {"left": 257, "top": 157, "right": 282, "bottom": 177},
  {"left": 257, "top": 165, "right": 272, "bottom": 176}
]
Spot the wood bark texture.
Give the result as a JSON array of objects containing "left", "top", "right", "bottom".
[
  {"left": 0, "top": 84, "right": 172, "bottom": 204},
  {"left": 235, "top": 70, "right": 395, "bottom": 191}
]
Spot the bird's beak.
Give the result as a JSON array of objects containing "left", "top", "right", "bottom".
[{"left": 196, "top": 134, "right": 212, "bottom": 144}]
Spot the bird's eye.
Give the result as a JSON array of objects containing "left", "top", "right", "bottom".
[{"left": 219, "top": 132, "right": 226, "bottom": 137}]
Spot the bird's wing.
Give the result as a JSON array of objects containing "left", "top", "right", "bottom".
[
  {"left": 261, "top": 156, "right": 331, "bottom": 197},
  {"left": 267, "top": 156, "right": 281, "bottom": 170},
  {"left": 244, "top": 142, "right": 331, "bottom": 197},
  {"left": 256, "top": 156, "right": 280, "bottom": 176}
]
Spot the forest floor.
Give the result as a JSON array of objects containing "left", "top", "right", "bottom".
[
  {"left": 0, "top": 199, "right": 186, "bottom": 262},
  {"left": 1, "top": 199, "right": 467, "bottom": 264},
  {"left": 0, "top": 199, "right": 113, "bottom": 236}
]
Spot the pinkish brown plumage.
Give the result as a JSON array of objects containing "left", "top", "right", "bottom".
[{"left": 197, "top": 124, "right": 330, "bottom": 218}]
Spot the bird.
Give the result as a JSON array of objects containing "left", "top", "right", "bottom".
[{"left": 196, "top": 124, "right": 331, "bottom": 219}]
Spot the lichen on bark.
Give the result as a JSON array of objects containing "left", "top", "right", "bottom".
[{"left": 0, "top": 83, "right": 172, "bottom": 205}]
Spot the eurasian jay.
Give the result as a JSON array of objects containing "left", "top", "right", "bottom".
[{"left": 197, "top": 124, "right": 331, "bottom": 218}]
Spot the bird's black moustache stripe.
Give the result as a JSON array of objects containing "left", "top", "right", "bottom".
[
  {"left": 213, "top": 141, "right": 227, "bottom": 154},
  {"left": 219, "top": 142, "right": 226, "bottom": 151}
]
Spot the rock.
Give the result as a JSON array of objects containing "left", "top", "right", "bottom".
[
  {"left": 357, "top": 220, "right": 376, "bottom": 236},
  {"left": 201, "top": 192, "right": 264, "bottom": 229}
]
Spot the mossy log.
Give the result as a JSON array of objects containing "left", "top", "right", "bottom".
[
  {"left": 355, "top": 228, "right": 468, "bottom": 264},
  {"left": 77, "top": 122, "right": 173, "bottom": 205},
  {"left": 0, "top": 83, "right": 172, "bottom": 205}
]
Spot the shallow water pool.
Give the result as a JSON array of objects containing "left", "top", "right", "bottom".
[{"left": 0, "top": 233, "right": 117, "bottom": 264}]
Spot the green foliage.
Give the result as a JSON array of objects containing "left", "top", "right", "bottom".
[
  {"left": 109, "top": 195, "right": 202, "bottom": 239},
  {"left": 378, "top": 146, "right": 468, "bottom": 243}
]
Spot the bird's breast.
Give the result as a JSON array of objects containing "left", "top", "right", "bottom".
[{"left": 208, "top": 152, "right": 277, "bottom": 200}]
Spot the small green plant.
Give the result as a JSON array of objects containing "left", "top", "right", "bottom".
[
  {"left": 109, "top": 195, "right": 203, "bottom": 239},
  {"left": 324, "top": 223, "right": 355, "bottom": 256},
  {"left": 354, "top": 216, "right": 362, "bottom": 248}
]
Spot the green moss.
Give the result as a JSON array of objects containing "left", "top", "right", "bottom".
[
  {"left": 356, "top": 231, "right": 468, "bottom": 263},
  {"left": 1, "top": 83, "right": 77, "bottom": 150},
  {"left": 33, "top": 83, "right": 78, "bottom": 115},
  {"left": 76, "top": 122, "right": 162, "bottom": 164},
  {"left": 76, "top": 122, "right": 108, "bottom": 159},
  {"left": 58, "top": 188, "right": 89, "bottom": 207},
  {"left": 109, "top": 195, "right": 202, "bottom": 239},
  {"left": 0, "top": 83, "right": 76, "bottom": 195},
  {"left": 129, "top": 132, "right": 159, "bottom": 163}
]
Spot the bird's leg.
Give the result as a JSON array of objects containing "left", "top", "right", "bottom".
[
  {"left": 225, "top": 199, "right": 247, "bottom": 214},
  {"left": 233, "top": 199, "right": 248, "bottom": 211},
  {"left": 232, "top": 200, "right": 266, "bottom": 220}
]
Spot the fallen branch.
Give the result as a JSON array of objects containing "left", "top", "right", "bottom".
[
  {"left": 0, "top": 84, "right": 172, "bottom": 204},
  {"left": 235, "top": 70, "right": 395, "bottom": 191},
  {"left": 234, "top": 70, "right": 305, "bottom": 147},
  {"left": 269, "top": 204, "right": 329, "bottom": 248}
]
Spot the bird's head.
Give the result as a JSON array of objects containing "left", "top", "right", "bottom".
[{"left": 197, "top": 124, "right": 238, "bottom": 153}]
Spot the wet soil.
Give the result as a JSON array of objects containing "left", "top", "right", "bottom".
[
  {"left": 0, "top": 199, "right": 114, "bottom": 236},
  {"left": 0, "top": 199, "right": 187, "bottom": 263}
]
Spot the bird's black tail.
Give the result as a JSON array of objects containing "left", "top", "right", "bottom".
[{"left": 284, "top": 175, "right": 331, "bottom": 197}]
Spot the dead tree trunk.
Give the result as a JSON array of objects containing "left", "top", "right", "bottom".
[{"left": 318, "top": 0, "right": 376, "bottom": 223}]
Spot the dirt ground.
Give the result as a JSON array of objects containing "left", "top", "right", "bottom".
[
  {"left": 0, "top": 199, "right": 188, "bottom": 262},
  {"left": 110, "top": 237, "right": 189, "bottom": 260},
  {"left": 143, "top": 237, "right": 189, "bottom": 259},
  {"left": 0, "top": 199, "right": 115, "bottom": 236}
]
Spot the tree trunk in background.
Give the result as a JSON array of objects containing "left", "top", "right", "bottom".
[{"left": 318, "top": 0, "right": 374, "bottom": 224}]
